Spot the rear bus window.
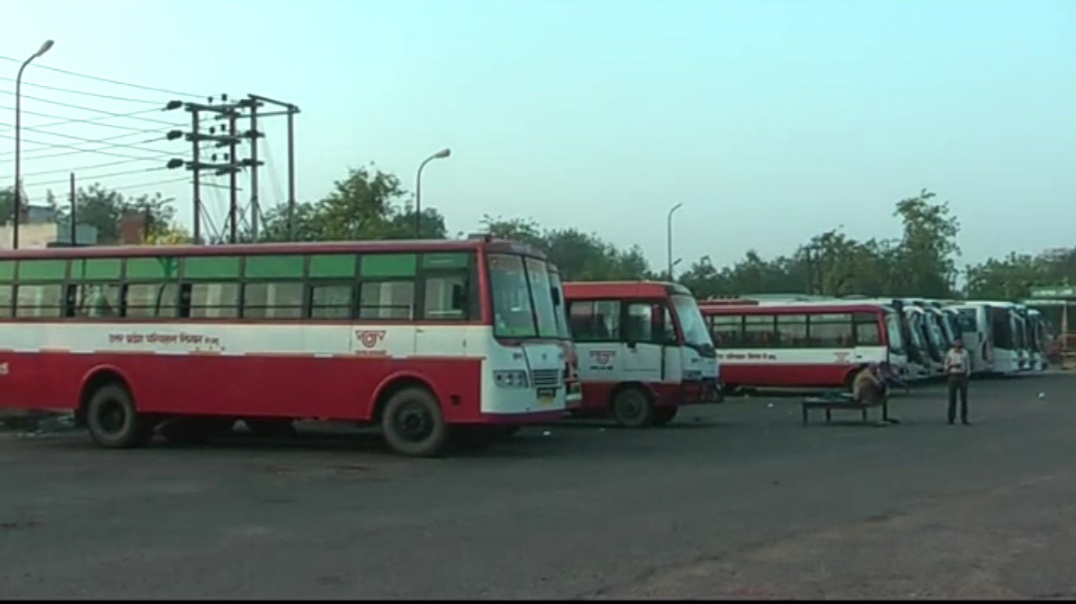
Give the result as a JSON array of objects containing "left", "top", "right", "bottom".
[{"left": 853, "top": 312, "right": 882, "bottom": 346}]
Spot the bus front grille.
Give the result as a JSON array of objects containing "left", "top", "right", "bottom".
[{"left": 530, "top": 368, "right": 561, "bottom": 389}]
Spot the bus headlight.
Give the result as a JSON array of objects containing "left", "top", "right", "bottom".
[{"left": 494, "top": 370, "right": 530, "bottom": 388}]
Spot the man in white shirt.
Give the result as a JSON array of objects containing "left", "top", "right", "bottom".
[{"left": 945, "top": 337, "right": 972, "bottom": 425}]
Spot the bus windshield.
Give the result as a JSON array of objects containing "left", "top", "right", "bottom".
[
  {"left": 548, "top": 268, "right": 571, "bottom": 340},
  {"left": 906, "top": 313, "right": 926, "bottom": 350},
  {"left": 488, "top": 253, "right": 559, "bottom": 339},
  {"left": 991, "top": 309, "right": 1015, "bottom": 348},
  {"left": 671, "top": 294, "right": 716, "bottom": 356},
  {"left": 885, "top": 312, "right": 905, "bottom": 355}
]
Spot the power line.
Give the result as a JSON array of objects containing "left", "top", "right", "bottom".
[
  {"left": 0, "top": 106, "right": 174, "bottom": 132},
  {"left": 108, "top": 177, "right": 191, "bottom": 192},
  {"left": 21, "top": 156, "right": 167, "bottom": 178},
  {"left": 0, "top": 122, "right": 167, "bottom": 155},
  {"left": 0, "top": 54, "right": 204, "bottom": 100},
  {"left": 0, "top": 127, "right": 166, "bottom": 158},
  {"left": 0, "top": 90, "right": 177, "bottom": 126},
  {"left": 0, "top": 131, "right": 172, "bottom": 161},
  {"left": 27, "top": 166, "right": 169, "bottom": 188},
  {"left": 0, "top": 75, "right": 163, "bottom": 105}
]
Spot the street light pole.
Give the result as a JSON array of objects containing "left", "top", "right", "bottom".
[
  {"left": 666, "top": 203, "right": 683, "bottom": 281},
  {"left": 414, "top": 148, "right": 450, "bottom": 239},
  {"left": 12, "top": 39, "right": 54, "bottom": 250}
]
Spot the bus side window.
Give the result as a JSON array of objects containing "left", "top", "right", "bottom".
[
  {"left": 647, "top": 303, "right": 677, "bottom": 344},
  {"left": 569, "top": 300, "right": 619, "bottom": 341},
  {"left": 624, "top": 303, "right": 654, "bottom": 344},
  {"left": 125, "top": 283, "right": 179, "bottom": 319},
  {"left": 74, "top": 283, "right": 122, "bottom": 318}
]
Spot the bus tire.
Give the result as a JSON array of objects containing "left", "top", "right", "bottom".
[
  {"left": 381, "top": 387, "right": 448, "bottom": 457},
  {"left": 85, "top": 383, "right": 152, "bottom": 449},
  {"left": 652, "top": 406, "right": 678, "bottom": 427},
  {"left": 611, "top": 386, "right": 654, "bottom": 429}
]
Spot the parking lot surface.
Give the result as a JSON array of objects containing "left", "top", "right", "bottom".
[{"left": 2, "top": 374, "right": 1074, "bottom": 599}]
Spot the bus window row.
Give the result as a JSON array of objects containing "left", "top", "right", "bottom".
[
  {"left": 568, "top": 299, "right": 677, "bottom": 344},
  {"left": 707, "top": 313, "right": 883, "bottom": 349},
  {"left": 0, "top": 274, "right": 476, "bottom": 321},
  {"left": 0, "top": 251, "right": 471, "bottom": 284}
]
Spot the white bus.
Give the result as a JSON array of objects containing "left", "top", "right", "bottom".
[
  {"left": 951, "top": 301, "right": 1021, "bottom": 375},
  {"left": 905, "top": 305, "right": 945, "bottom": 377}
]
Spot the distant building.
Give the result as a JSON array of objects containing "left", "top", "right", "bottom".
[{"left": 0, "top": 204, "right": 99, "bottom": 249}]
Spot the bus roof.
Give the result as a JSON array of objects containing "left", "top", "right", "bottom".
[
  {"left": 0, "top": 237, "right": 549, "bottom": 261},
  {"left": 563, "top": 280, "right": 691, "bottom": 300},
  {"left": 698, "top": 302, "right": 888, "bottom": 315}
]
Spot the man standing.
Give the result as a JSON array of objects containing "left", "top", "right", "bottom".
[{"left": 945, "top": 337, "right": 972, "bottom": 425}]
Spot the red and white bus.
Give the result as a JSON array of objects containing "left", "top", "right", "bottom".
[
  {"left": 0, "top": 238, "right": 575, "bottom": 457},
  {"left": 547, "top": 264, "right": 582, "bottom": 408},
  {"left": 698, "top": 300, "right": 906, "bottom": 391},
  {"left": 563, "top": 281, "right": 721, "bottom": 428}
]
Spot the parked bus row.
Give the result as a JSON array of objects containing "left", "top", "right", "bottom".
[
  {"left": 0, "top": 234, "right": 1053, "bottom": 457},
  {"left": 696, "top": 295, "right": 1054, "bottom": 392},
  {"left": 0, "top": 238, "right": 723, "bottom": 458}
]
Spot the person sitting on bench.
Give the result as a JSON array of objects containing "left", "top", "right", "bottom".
[{"left": 852, "top": 362, "right": 887, "bottom": 407}]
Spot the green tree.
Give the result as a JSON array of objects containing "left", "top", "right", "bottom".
[
  {"left": 479, "top": 215, "right": 650, "bottom": 281},
  {"left": 260, "top": 165, "right": 446, "bottom": 242},
  {"left": 0, "top": 187, "right": 13, "bottom": 225},
  {"left": 51, "top": 184, "right": 175, "bottom": 244},
  {"left": 480, "top": 215, "right": 546, "bottom": 248},
  {"left": 890, "top": 189, "right": 961, "bottom": 297},
  {"left": 965, "top": 247, "right": 1076, "bottom": 300},
  {"left": 678, "top": 256, "right": 733, "bottom": 298}
]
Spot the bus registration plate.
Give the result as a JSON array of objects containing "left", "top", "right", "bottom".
[{"left": 538, "top": 388, "right": 556, "bottom": 407}]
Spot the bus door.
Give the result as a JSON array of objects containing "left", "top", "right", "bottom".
[{"left": 621, "top": 300, "right": 667, "bottom": 382}]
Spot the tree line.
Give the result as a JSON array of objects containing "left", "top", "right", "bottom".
[{"left": 2, "top": 165, "right": 1073, "bottom": 302}]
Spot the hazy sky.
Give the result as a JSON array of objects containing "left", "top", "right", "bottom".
[{"left": 2, "top": 0, "right": 1073, "bottom": 273}]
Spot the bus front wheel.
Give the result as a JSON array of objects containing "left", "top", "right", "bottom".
[
  {"left": 611, "top": 387, "right": 654, "bottom": 429},
  {"left": 381, "top": 387, "right": 449, "bottom": 457},
  {"left": 651, "top": 406, "right": 678, "bottom": 427},
  {"left": 86, "top": 383, "right": 152, "bottom": 449}
]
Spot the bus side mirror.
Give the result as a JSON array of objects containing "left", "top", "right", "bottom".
[
  {"left": 451, "top": 284, "right": 466, "bottom": 310},
  {"left": 550, "top": 286, "right": 561, "bottom": 306}
]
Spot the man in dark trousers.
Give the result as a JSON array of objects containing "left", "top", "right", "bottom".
[{"left": 945, "top": 337, "right": 972, "bottom": 425}]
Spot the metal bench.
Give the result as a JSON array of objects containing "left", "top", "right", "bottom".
[{"left": 801, "top": 393, "right": 890, "bottom": 426}]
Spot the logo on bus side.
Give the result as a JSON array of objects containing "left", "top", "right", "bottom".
[
  {"left": 833, "top": 352, "right": 850, "bottom": 363},
  {"left": 355, "top": 330, "right": 387, "bottom": 349},
  {"left": 589, "top": 350, "right": 616, "bottom": 369}
]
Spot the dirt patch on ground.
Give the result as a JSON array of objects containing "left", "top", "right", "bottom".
[{"left": 589, "top": 473, "right": 1076, "bottom": 600}]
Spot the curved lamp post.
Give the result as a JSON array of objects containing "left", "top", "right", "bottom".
[
  {"left": 13, "top": 39, "right": 54, "bottom": 250},
  {"left": 666, "top": 202, "right": 683, "bottom": 280},
  {"left": 414, "top": 148, "right": 450, "bottom": 238}
]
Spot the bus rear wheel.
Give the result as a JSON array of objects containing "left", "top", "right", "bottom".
[
  {"left": 651, "top": 406, "right": 678, "bottom": 427},
  {"left": 611, "top": 387, "right": 654, "bottom": 429},
  {"left": 381, "top": 387, "right": 448, "bottom": 457},
  {"left": 86, "top": 383, "right": 152, "bottom": 449}
]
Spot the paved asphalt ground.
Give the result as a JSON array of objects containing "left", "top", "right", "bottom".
[{"left": 2, "top": 374, "right": 1075, "bottom": 599}]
